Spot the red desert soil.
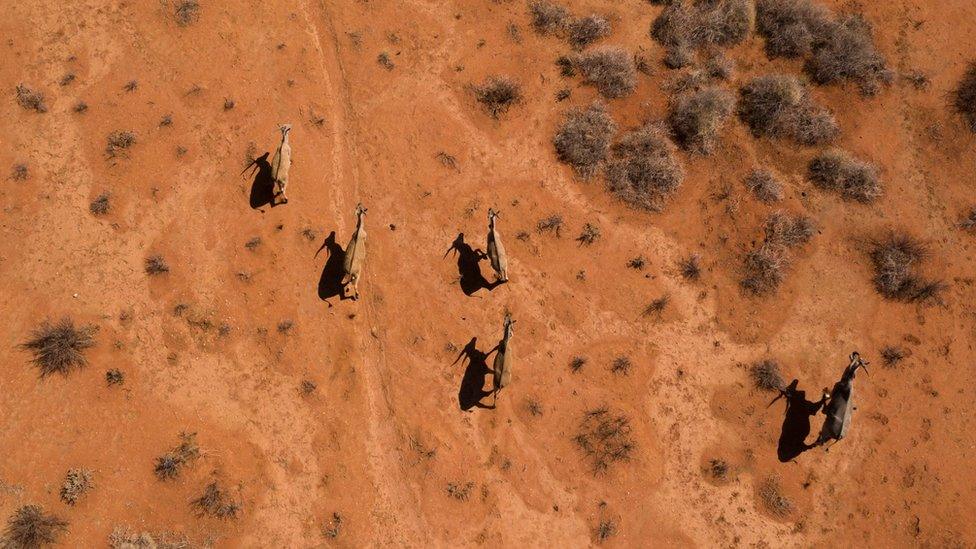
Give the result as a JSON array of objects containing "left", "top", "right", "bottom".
[{"left": 2, "top": 0, "right": 975, "bottom": 546}]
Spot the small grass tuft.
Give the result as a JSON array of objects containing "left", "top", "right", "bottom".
[
  {"left": 377, "top": 52, "right": 395, "bottom": 70},
  {"left": 576, "top": 223, "right": 601, "bottom": 246},
  {"left": 15, "top": 84, "right": 47, "bottom": 113},
  {"left": 154, "top": 432, "right": 200, "bottom": 481},
  {"left": 11, "top": 163, "right": 29, "bottom": 181},
  {"left": 106, "top": 368, "right": 125, "bottom": 386},
  {"left": 60, "top": 468, "right": 94, "bottom": 505},
  {"left": 953, "top": 62, "right": 976, "bottom": 132},
  {"left": 22, "top": 318, "right": 96, "bottom": 377},
  {"left": 446, "top": 481, "right": 475, "bottom": 502},
  {"left": 145, "top": 255, "right": 170, "bottom": 275},
  {"left": 89, "top": 193, "right": 111, "bottom": 215},
  {"left": 679, "top": 254, "right": 701, "bottom": 281},
  {"left": 643, "top": 294, "right": 671, "bottom": 318},
  {"left": 536, "top": 215, "right": 564, "bottom": 236},
  {"left": 106, "top": 130, "right": 136, "bottom": 158},
  {"left": 175, "top": 0, "right": 201, "bottom": 26},
  {"left": 758, "top": 476, "right": 793, "bottom": 517},
  {"left": 627, "top": 256, "right": 646, "bottom": 270},
  {"left": 961, "top": 207, "right": 976, "bottom": 231},
  {"left": 610, "top": 356, "right": 632, "bottom": 375},
  {"left": 880, "top": 345, "right": 905, "bottom": 368},
  {"left": 322, "top": 512, "right": 343, "bottom": 539},
  {"left": 570, "top": 356, "right": 587, "bottom": 373},
  {"left": 192, "top": 481, "right": 241, "bottom": 519},
  {"left": 473, "top": 76, "right": 522, "bottom": 119}
]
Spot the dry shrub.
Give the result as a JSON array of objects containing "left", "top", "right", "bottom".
[
  {"left": 953, "top": 62, "right": 976, "bottom": 132},
  {"left": 106, "top": 368, "right": 125, "bottom": 385},
  {"left": 737, "top": 74, "right": 838, "bottom": 145},
  {"left": 446, "top": 482, "right": 474, "bottom": 501},
  {"left": 553, "top": 101, "right": 617, "bottom": 178},
  {"left": 570, "top": 356, "right": 587, "bottom": 373},
  {"left": 473, "top": 76, "right": 521, "bottom": 119},
  {"left": 758, "top": 476, "right": 793, "bottom": 517},
  {"left": 668, "top": 86, "right": 735, "bottom": 154},
  {"left": 175, "top": 0, "right": 201, "bottom": 27},
  {"left": 569, "top": 47, "right": 637, "bottom": 99},
  {"left": 530, "top": 0, "right": 570, "bottom": 36},
  {"left": 537, "top": 214, "right": 564, "bottom": 236},
  {"left": 643, "top": 294, "right": 671, "bottom": 318},
  {"left": 106, "top": 130, "right": 137, "bottom": 158},
  {"left": 575, "top": 407, "right": 635, "bottom": 474},
  {"left": 741, "top": 244, "right": 786, "bottom": 295},
  {"left": 869, "top": 233, "right": 945, "bottom": 303},
  {"left": 15, "top": 84, "right": 47, "bottom": 113},
  {"left": 750, "top": 359, "right": 785, "bottom": 391},
  {"left": 756, "top": 0, "right": 891, "bottom": 95},
  {"left": 807, "top": 150, "right": 881, "bottom": 203},
  {"left": 595, "top": 518, "right": 618, "bottom": 542},
  {"left": 11, "top": 164, "right": 29, "bottom": 181},
  {"left": 568, "top": 15, "right": 612, "bottom": 50},
  {"left": 763, "top": 211, "right": 815, "bottom": 248},
  {"left": 606, "top": 124, "right": 683, "bottom": 211},
  {"left": 192, "top": 481, "right": 240, "bottom": 519},
  {"left": 322, "top": 513, "right": 343, "bottom": 539},
  {"left": 880, "top": 345, "right": 905, "bottom": 368},
  {"left": 60, "top": 468, "right": 94, "bottom": 505},
  {"left": 610, "top": 356, "right": 632, "bottom": 375},
  {"left": 961, "top": 207, "right": 976, "bottom": 230},
  {"left": 576, "top": 223, "right": 601, "bottom": 245},
  {"left": 109, "top": 526, "right": 189, "bottom": 549},
  {"left": 154, "top": 432, "right": 200, "bottom": 481},
  {"left": 744, "top": 168, "right": 784, "bottom": 202},
  {"left": 3, "top": 505, "right": 68, "bottom": 548},
  {"left": 22, "top": 318, "right": 96, "bottom": 377},
  {"left": 651, "top": 0, "right": 754, "bottom": 51}
]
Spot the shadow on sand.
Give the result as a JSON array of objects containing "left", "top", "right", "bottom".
[
  {"left": 774, "top": 379, "right": 826, "bottom": 462},
  {"left": 444, "top": 233, "right": 502, "bottom": 296},
  {"left": 316, "top": 231, "right": 348, "bottom": 304},
  {"left": 453, "top": 337, "right": 497, "bottom": 411},
  {"left": 244, "top": 152, "right": 274, "bottom": 210}
]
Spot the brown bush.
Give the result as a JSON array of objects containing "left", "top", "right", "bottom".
[
  {"left": 606, "top": 124, "right": 683, "bottom": 211},
  {"left": 652, "top": 0, "right": 754, "bottom": 51},
  {"left": 15, "top": 84, "right": 47, "bottom": 113},
  {"left": 569, "top": 47, "right": 637, "bottom": 99},
  {"left": 744, "top": 168, "right": 784, "bottom": 202},
  {"left": 22, "top": 318, "right": 96, "bottom": 377},
  {"left": 953, "top": 62, "right": 976, "bottom": 132},
  {"left": 668, "top": 86, "right": 735, "bottom": 154},
  {"left": 575, "top": 407, "right": 636, "bottom": 473},
  {"left": 750, "top": 359, "right": 785, "bottom": 391},
  {"left": 869, "top": 233, "right": 944, "bottom": 303},
  {"left": 473, "top": 76, "right": 521, "bottom": 118},
  {"left": 763, "top": 211, "right": 815, "bottom": 248},
  {"left": 553, "top": 101, "right": 617, "bottom": 178},
  {"left": 529, "top": 0, "right": 570, "bottom": 36},
  {"left": 807, "top": 150, "right": 881, "bottom": 203},
  {"left": 741, "top": 244, "right": 787, "bottom": 295},
  {"left": 3, "top": 505, "right": 68, "bottom": 547},
  {"left": 567, "top": 15, "right": 611, "bottom": 50},
  {"left": 737, "top": 74, "right": 838, "bottom": 145}
]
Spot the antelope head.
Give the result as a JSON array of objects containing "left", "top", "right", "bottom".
[
  {"left": 355, "top": 203, "right": 368, "bottom": 217},
  {"left": 279, "top": 124, "right": 292, "bottom": 137}
]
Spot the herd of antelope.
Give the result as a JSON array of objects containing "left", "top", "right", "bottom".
[{"left": 266, "top": 125, "right": 865, "bottom": 449}]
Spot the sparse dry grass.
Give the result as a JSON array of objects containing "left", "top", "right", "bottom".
[
  {"left": 606, "top": 124, "right": 683, "bottom": 211},
  {"left": 738, "top": 74, "right": 838, "bottom": 145},
  {"left": 553, "top": 102, "right": 617, "bottom": 178},
  {"left": 154, "top": 432, "right": 200, "bottom": 481},
  {"left": 750, "top": 359, "right": 785, "bottom": 391},
  {"left": 145, "top": 255, "right": 170, "bottom": 275},
  {"left": 652, "top": 0, "right": 754, "bottom": 53},
  {"left": 880, "top": 345, "right": 905, "bottom": 368},
  {"left": 3, "top": 505, "right": 68, "bottom": 548},
  {"left": 807, "top": 150, "right": 881, "bottom": 203},
  {"left": 668, "top": 86, "right": 735, "bottom": 154},
  {"left": 530, "top": 0, "right": 570, "bottom": 36},
  {"left": 679, "top": 254, "right": 701, "bottom": 281},
  {"left": 570, "top": 356, "right": 587, "bottom": 373},
  {"left": 569, "top": 47, "right": 637, "bottom": 99},
  {"left": 575, "top": 407, "right": 635, "bottom": 474},
  {"left": 953, "top": 62, "right": 976, "bottom": 132},
  {"left": 192, "top": 481, "right": 241, "bottom": 519},
  {"left": 22, "top": 318, "right": 96, "bottom": 377},
  {"left": 90, "top": 193, "right": 111, "bottom": 215},
  {"left": 106, "top": 130, "right": 137, "bottom": 158},
  {"left": 643, "top": 294, "right": 671, "bottom": 318},
  {"left": 758, "top": 476, "right": 793, "bottom": 517},
  {"left": 610, "top": 356, "right": 632, "bottom": 375},
  {"left": 961, "top": 207, "right": 976, "bottom": 231},
  {"left": 576, "top": 223, "right": 601, "bottom": 245},
  {"left": 869, "top": 233, "right": 944, "bottom": 303},
  {"left": 175, "top": 0, "right": 201, "bottom": 27},
  {"left": 11, "top": 163, "right": 28, "bottom": 181},
  {"left": 106, "top": 368, "right": 125, "bottom": 385},
  {"left": 537, "top": 214, "right": 564, "bottom": 236},
  {"left": 473, "top": 76, "right": 522, "bottom": 118}
]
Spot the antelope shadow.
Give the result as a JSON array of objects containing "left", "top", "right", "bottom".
[
  {"left": 454, "top": 337, "right": 497, "bottom": 411},
  {"left": 773, "top": 379, "right": 826, "bottom": 462},
  {"left": 316, "top": 231, "right": 348, "bottom": 303},
  {"left": 444, "top": 233, "right": 502, "bottom": 296},
  {"left": 244, "top": 152, "right": 275, "bottom": 209}
]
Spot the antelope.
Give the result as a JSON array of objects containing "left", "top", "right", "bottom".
[
  {"left": 270, "top": 124, "right": 292, "bottom": 206},
  {"left": 814, "top": 352, "right": 868, "bottom": 448},
  {"left": 486, "top": 208, "right": 509, "bottom": 283},
  {"left": 492, "top": 314, "right": 515, "bottom": 405},
  {"left": 342, "top": 203, "right": 367, "bottom": 300}
]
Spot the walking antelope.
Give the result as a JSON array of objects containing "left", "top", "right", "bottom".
[
  {"left": 270, "top": 124, "right": 292, "bottom": 205},
  {"left": 492, "top": 314, "right": 515, "bottom": 405},
  {"left": 814, "top": 352, "right": 868, "bottom": 448},
  {"left": 486, "top": 208, "right": 509, "bottom": 283},
  {"left": 342, "top": 203, "right": 367, "bottom": 300}
]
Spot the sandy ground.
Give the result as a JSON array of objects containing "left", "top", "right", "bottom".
[{"left": 2, "top": 0, "right": 976, "bottom": 546}]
